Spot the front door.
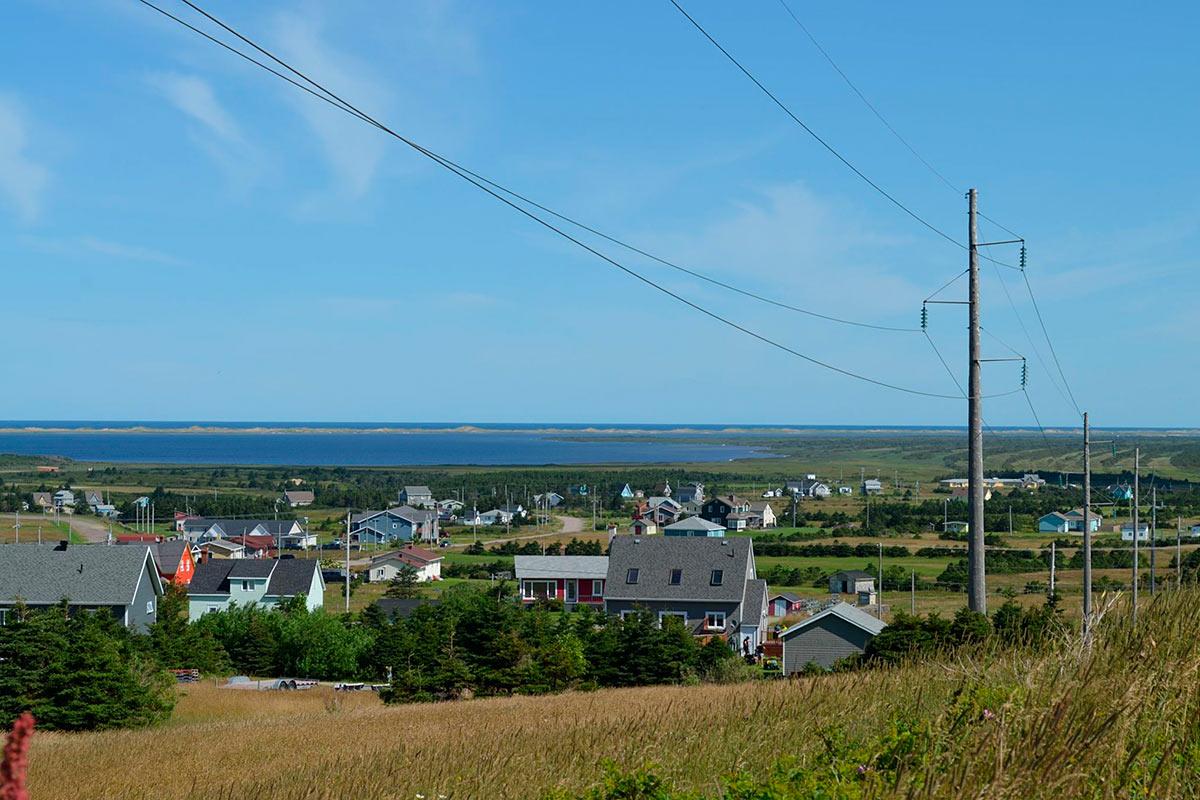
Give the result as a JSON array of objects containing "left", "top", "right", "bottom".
[{"left": 565, "top": 579, "right": 577, "bottom": 603}]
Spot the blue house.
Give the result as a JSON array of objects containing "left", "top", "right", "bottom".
[
  {"left": 350, "top": 506, "right": 439, "bottom": 546},
  {"left": 1110, "top": 485, "right": 1133, "bottom": 501},
  {"left": 662, "top": 516, "right": 726, "bottom": 537},
  {"left": 620, "top": 483, "right": 635, "bottom": 499}
]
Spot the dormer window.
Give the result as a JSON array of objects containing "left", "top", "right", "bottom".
[{"left": 669, "top": 568, "right": 682, "bottom": 585}]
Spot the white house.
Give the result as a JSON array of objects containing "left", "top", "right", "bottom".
[
  {"left": 367, "top": 546, "right": 443, "bottom": 583},
  {"left": 1121, "top": 523, "right": 1151, "bottom": 542}
]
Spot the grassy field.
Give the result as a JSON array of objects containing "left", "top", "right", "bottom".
[{"left": 23, "top": 586, "right": 1200, "bottom": 799}]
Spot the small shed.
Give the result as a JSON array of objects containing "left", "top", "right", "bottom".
[
  {"left": 768, "top": 591, "right": 803, "bottom": 617},
  {"left": 780, "top": 602, "right": 886, "bottom": 671},
  {"left": 829, "top": 570, "right": 875, "bottom": 595}
]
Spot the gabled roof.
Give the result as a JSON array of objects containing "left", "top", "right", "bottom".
[
  {"left": 184, "top": 518, "right": 300, "bottom": 537},
  {"left": 117, "top": 540, "right": 189, "bottom": 575},
  {"left": 0, "top": 544, "right": 162, "bottom": 606},
  {"left": 743, "top": 578, "right": 767, "bottom": 620},
  {"left": 200, "top": 539, "right": 243, "bottom": 554},
  {"left": 646, "top": 496, "right": 681, "bottom": 510},
  {"left": 780, "top": 602, "right": 886, "bottom": 639},
  {"left": 831, "top": 570, "right": 874, "bottom": 580},
  {"left": 663, "top": 516, "right": 726, "bottom": 532},
  {"left": 402, "top": 486, "right": 433, "bottom": 496},
  {"left": 352, "top": 506, "right": 435, "bottom": 525},
  {"left": 769, "top": 591, "right": 802, "bottom": 603},
  {"left": 283, "top": 490, "right": 315, "bottom": 504},
  {"left": 748, "top": 502, "right": 774, "bottom": 514},
  {"left": 514, "top": 555, "right": 609, "bottom": 580},
  {"left": 707, "top": 494, "right": 750, "bottom": 508},
  {"left": 188, "top": 559, "right": 320, "bottom": 598},
  {"left": 605, "top": 536, "right": 752, "bottom": 603},
  {"left": 370, "top": 546, "right": 443, "bottom": 568}
]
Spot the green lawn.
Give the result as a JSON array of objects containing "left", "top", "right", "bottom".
[{"left": 756, "top": 554, "right": 955, "bottom": 579}]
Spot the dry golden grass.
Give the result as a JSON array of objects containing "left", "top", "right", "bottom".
[{"left": 25, "top": 589, "right": 1200, "bottom": 799}]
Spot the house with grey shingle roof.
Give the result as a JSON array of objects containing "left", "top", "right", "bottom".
[
  {"left": 282, "top": 489, "right": 315, "bottom": 508},
  {"left": 604, "top": 536, "right": 768, "bottom": 653},
  {"left": 398, "top": 486, "right": 435, "bottom": 507},
  {"left": 780, "top": 602, "right": 886, "bottom": 671},
  {"left": 187, "top": 558, "right": 324, "bottom": 618},
  {"left": 351, "top": 506, "right": 439, "bottom": 545},
  {"left": 0, "top": 543, "right": 164, "bottom": 631}
]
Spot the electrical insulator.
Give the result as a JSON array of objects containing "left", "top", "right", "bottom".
[
  {"left": 1019, "top": 245, "right": 1027, "bottom": 270},
  {"left": 1020, "top": 361, "right": 1028, "bottom": 388},
  {"left": 920, "top": 305, "right": 928, "bottom": 330}
]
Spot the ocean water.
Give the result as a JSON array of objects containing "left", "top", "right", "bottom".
[{"left": 0, "top": 426, "right": 774, "bottom": 466}]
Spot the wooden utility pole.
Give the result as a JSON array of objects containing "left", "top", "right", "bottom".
[
  {"left": 1049, "top": 541, "right": 1056, "bottom": 596},
  {"left": 1082, "top": 412, "right": 1093, "bottom": 626},
  {"left": 877, "top": 542, "right": 884, "bottom": 620},
  {"left": 344, "top": 510, "right": 351, "bottom": 614},
  {"left": 910, "top": 571, "right": 915, "bottom": 614},
  {"left": 1179, "top": 516, "right": 1184, "bottom": 587},
  {"left": 1132, "top": 447, "right": 1140, "bottom": 622},
  {"left": 1150, "top": 485, "right": 1157, "bottom": 595},
  {"left": 967, "top": 187, "right": 987, "bottom": 613}
]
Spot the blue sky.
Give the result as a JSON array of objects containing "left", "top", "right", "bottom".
[{"left": 2, "top": 1, "right": 1197, "bottom": 426}]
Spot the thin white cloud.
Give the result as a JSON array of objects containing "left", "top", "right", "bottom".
[
  {"left": 0, "top": 93, "right": 50, "bottom": 223},
  {"left": 80, "top": 237, "right": 183, "bottom": 266},
  {"left": 147, "top": 72, "right": 243, "bottom": 143},
  {"left": 272, "top": 12, "right": 388, "bottom": 198}
]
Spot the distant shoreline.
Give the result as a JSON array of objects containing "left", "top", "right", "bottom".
[{"left": 0, "top": 423, "right": 1193, "bottom": 436}]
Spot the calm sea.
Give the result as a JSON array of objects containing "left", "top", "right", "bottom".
[{"left": 0, "top": 422, "right": 778, "bottom": 466}]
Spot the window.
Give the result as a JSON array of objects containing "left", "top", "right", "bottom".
[
  {"left": 710, "top": 569, "right": 724, "bottom": 586},
  {"left": 705, "top": 611, "right": 726, "bottom": 631},
  {"left": 669, "top": 568, "right": 682, "bottom": 585},
  {"left": 240, "top": 580, "right": 252, "bottom": 592},
  {"left": 522, "top": 580, "right": 556, "bottom": 600},
  {"left": 207, "top": 605, "right": 220, "bottom": 614},
  {"left": 146, "top": 601, "right": 154, "bottom": 615},
  {"left": 0, "top": 609, "right": 7, "bottom": 626},
  {"left": 591, "top": 579, "right": 603, "bottom": 596},
  {"left": 619, "top": 609, "right": 636, "bottom": 620},
  {"left": 658, "top": 610, "right": 687, "bottom": 627},
  {"left": 626, "top": 568, "right": 639, "bottom": 584}
]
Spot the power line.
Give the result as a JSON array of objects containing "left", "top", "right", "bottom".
[
  {"left": 139, "top": 0, "right": 993, "bottom": 401},
  {"left": 1021, "top": 260, "right": 1081, "bottom": 416},
  {"left": 666, "top": 0, "right": 1022, "bottom": 272},
  {"left": 137, "top": 0, "right": 916, "bottom": 337},
  {"left": 987, "top": 258, "right": 1078, "bottom": 416},
  {"left": 771, "top": 0, "right": 1022, "bottom": 241}
]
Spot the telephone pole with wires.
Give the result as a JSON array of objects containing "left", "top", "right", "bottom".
[{"left": 966, "top": 188, "right": 986, "bottom": 613}]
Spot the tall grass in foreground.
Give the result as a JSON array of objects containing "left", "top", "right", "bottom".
[{"left": 25, "top": 589, "right": 1200, "bottom": 799}]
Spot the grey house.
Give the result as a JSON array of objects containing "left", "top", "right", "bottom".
[
  {"left": 398, "top": 486, "right": 435, "bottom": 507},
  {"left": 780, "top": 602, "right": 886, "bottom": 671},
  {"left": 604, "top": 536, "right": 768, "bottom": 653},
  {"left": 0, "top": 543, "right": 164, "bottom": 632}
]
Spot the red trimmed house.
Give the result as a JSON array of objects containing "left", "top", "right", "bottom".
[
  {"left": 117, "top": 537, "right": 198, "bottom": 586},
  {"left": 513, "top": 555, "right": 608, "bottom": 606}
]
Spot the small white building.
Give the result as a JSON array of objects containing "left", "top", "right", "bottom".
[
  {"left": 1121, "top": 523, "right": 1151, "bottom": 542},
  {"left": 367, "top": 546, "right": 444, "bottom": 583}
]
